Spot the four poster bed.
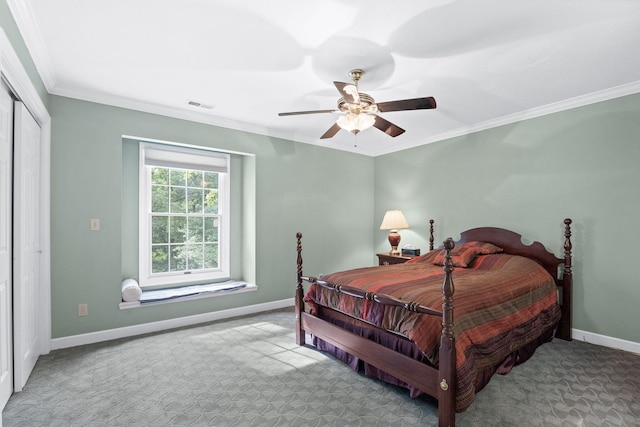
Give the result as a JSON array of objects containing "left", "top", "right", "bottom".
[{"left": 294, "top": 219, "right": 573, "bottom": 427}]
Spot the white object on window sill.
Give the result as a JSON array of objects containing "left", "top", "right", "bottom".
[{"left": 121, "top": 278, "right": 142, "bottom": 302}]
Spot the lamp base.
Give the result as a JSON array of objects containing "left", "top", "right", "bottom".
[{"left": 388, "top": 230, "right": 401, "bottom": 256}]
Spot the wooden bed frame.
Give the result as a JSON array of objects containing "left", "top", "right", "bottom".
[{"left": 294, "top": 219, "right": 573, "bottom": 427}]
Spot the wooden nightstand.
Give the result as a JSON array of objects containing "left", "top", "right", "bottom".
[{"left": 377, "top": 253, "right": 415, "bottom": 266}]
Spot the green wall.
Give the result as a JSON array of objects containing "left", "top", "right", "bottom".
[
  {"left": 49, "top": 95, "right": 374, "bottom": 338},
  {"left": 374, "top": 92, "right": 640, "bottom": 344}
]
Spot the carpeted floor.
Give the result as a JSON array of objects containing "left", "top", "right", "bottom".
[{"left": 3, "top": 308, "right": 639, "bottom": 426}]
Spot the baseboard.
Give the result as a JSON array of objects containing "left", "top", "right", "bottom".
[
  {"left": 51, "top": 298, "right": 294, "bottom": 350},
  {"left": 50, "top": 306, "right": 640, "bottom": 355},
  {"left": 572, "top": 328, "right": 640, "bottom": 355}
]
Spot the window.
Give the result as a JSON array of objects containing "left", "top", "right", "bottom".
[{"left": 139, "top": 143, "right": 230, "bottom": 288}]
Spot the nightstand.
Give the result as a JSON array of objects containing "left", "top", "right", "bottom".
[{"left": 376, "top": 253, "right": 415, "bottom": 266}]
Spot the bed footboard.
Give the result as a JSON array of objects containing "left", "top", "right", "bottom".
[{"left": 295, "top": 232, "right": 457, "bottom": 427}]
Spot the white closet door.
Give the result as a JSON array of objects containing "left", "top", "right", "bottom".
[
  {"left": 0, "top": 82, "right": 14, "bottom": 408},
  {"left": 13, "top": 101, "right": 41, "bottom": 392}
]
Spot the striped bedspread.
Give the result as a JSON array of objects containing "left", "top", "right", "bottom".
[{"left": 305, "top": 250, "right": 561, "bottom": 410}]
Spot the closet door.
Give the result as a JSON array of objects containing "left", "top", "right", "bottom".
[
  {"left": 0, "top": 82, "right": 14, "bottom": 409},
  {"left": 13, "top": 101, "right": 41, "bottom": 392}
]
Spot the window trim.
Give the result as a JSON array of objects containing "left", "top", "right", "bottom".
[{"left": 138, "top": 142, "right": 231, "bottom": 288}]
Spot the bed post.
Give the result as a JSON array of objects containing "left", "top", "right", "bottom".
[
  {"left": 295, "top": 232, "right": 306, "bottom": 346},
  {"left": 438, "top": 238, "right": 456, "bottom": 427},
  {"left": 429, "top": 219, "right": 435, "bottom": 251},
  {"left": 558, "top": 219, "right": 573, "bottom": 341}
]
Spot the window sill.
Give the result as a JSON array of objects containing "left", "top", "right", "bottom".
[{"left": 119, "top": 280, "right": 256, "bottom": 310}]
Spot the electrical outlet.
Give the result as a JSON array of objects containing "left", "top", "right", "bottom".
[
  {"left": 78, "top": 303, "right": 88, "bottom": 317},
  {"left": 90, "top": 218, "right": 100, "bottom": 231}
]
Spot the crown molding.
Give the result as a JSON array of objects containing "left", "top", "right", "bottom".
[
  {"left": 49, "top": 82, "right": 271, "bottom": 134},
  {"left": 370, "top": 80, "right": 640, "bottom": 157},
  {"left": 47, "top": 82, "right": 380, "bottom": 156},
  {"left": 50, "top": 79, "right": 640, "bottom": 158},
  {"left": 6, "top": 0, "right": 58, "bottom": 91}
]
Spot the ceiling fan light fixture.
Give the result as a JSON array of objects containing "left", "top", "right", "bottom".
[
  {"left": 336, "top": 112, "right": 375, "bottom": 134},
  {"left": 278, "top": 68, "right": 436, "bottom": 140}
]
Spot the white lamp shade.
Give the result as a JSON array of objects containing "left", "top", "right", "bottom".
[{"left": 379, "top": 210, "right": 409, "bottom": 230}]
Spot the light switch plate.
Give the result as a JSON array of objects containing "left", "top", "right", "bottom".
[{"left": 78, "top": 303, "right": 88, "bottom": 316}]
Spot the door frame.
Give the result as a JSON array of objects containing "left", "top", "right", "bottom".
[{"left": 0, "top": 29, "right": 52, "bottom": 359}]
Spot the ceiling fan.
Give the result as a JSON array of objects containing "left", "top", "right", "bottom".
[{"left": 278, "top": 69, "right": 437, "bottom": 139}]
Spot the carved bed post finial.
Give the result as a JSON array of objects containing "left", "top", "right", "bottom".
[
  {"left": 296, "top": 232, "right": 303, "bottom": 290},
  {"left": 563, "top": 219, "right": 572, "bottom": 277},
  {"left": 429, "top": 219, "right": 435, "bottom": 251},
  {"left": 295, "top": 232, "right": 305, "bottom": 346},
  {"left": 441, "top": 238, "right": 455, "bottom": 338}
]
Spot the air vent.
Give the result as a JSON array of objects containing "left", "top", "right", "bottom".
[{"left": 187, "top": 100, "right": 215, "bottom": 110}]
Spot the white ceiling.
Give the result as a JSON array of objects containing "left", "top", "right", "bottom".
[{"left": 9, "top": 0, "right": 640, "bottom": 156}]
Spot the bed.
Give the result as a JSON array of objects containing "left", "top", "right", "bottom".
[{"left": 294, "top": 219, "right": 573, "bottom": 427}]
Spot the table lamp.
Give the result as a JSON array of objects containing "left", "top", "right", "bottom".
[{"left": 379, "top": 210, "right": 409, "bottom": 256}]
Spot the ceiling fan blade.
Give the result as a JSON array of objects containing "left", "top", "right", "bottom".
[
  {"left": 278, "top": 109, "right": 336, "bottom": 116},
  {"left": 376, "top": 97, "right": 437, "bottom": 113},
  {"left": 320, "top": 122, "right": 342, "bottom": 139},
  {"left": 373, "top": 115, "right": 405, "bottom": 137},
  {"left": 333, "top": 81, "right": 359, "bottom": 104}
]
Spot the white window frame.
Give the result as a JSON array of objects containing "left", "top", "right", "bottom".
[{"left": 138, "top": 143, "right": 230, "bottom": 288}]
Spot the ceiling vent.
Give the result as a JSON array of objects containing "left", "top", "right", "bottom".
[{"left": 187, "top": 100, "right": 215, "bottom": 110}]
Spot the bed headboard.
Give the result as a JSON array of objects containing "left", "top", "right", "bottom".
[
  {"left": 451, "top": 219, "right": 573, "bottom": 340},
  {"left": 457, "top": 226, "right": 564, "bottom": 276}
]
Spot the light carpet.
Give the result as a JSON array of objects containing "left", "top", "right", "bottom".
[{"left": 3, "top": 308, "right": 639, "bottom": 426}]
